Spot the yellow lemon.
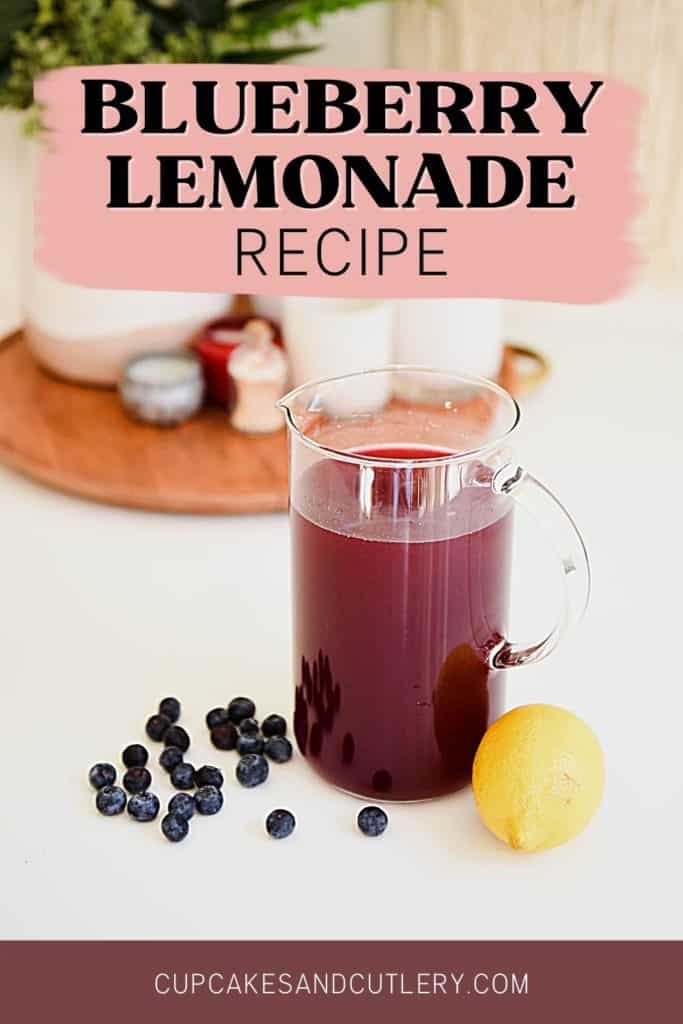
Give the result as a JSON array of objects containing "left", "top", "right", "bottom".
[{"left": 472, "top": 704, "right": 604, "bottom": 852}]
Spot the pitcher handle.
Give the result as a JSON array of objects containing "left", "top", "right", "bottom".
[{"left": 488, "top": 464, "right": 591, "bottom": 670}]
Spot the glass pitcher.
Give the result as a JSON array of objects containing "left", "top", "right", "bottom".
[{"left": 278, "top": 368, "right": 590, "bottom": 802}]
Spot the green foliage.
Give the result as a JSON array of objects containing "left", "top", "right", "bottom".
[
  {"left": 0, "top": 0, "right": 385, "bottom": 117},
  {"left": 0, "top": 3, "right": 37, "bottom": 73},
  {"left": 0, "top": 0, "right": 152, "bottom": 109}
]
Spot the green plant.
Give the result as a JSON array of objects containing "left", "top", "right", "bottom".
[{"left": 0, "top": 0, "right": 387, "bottom": 114}]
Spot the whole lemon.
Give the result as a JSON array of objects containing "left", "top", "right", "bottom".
[{"left": 472, "top": 704, "right": 604, "bottom": 851}]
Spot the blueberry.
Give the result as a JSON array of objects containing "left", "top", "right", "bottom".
[
  {"left": 161, "top": 812, "right": 189, "bottom": 843},
  {"left": 262, "top": 714, "right": 287, "bottom": 738},
  {"left": 239, "top": 717, "right": 260, "bottom": 737},
  {"left": 210, "top": 722, "right": 238, "bottom": 751},
  {"left": 264, "top": 736, "right": 293, "bottom": 764},
  {"left": 357, "top": 806, "right": 388, "bottom": 837},
  {"left": 266, "top": 808, "right": 296, "bottom": 839},
  {"left": 170, "top": 762, "right": 195, "bottom": 791},
  {"left": 159, "top": 697, "right": 181, "bottom": 723},
  {"left": 128, "top": 791, "right": 160, "bottom": 822},
  {"left": 228, "top": 697, "right": 256, "bottom": 725},
  {"left": 168, "top": 792, "right": 195, "bottom": 820},
  {"left": 206, "top": 707, "right": 230, "bottom": 730},
  {"left": 195, "top": 785, "right": 224, "bottom": 816},
  {"left": 122, "top": 743, "right": 148, "bottom": 768},
  {"left": 236, "top": 753, "right": 269, "bottom": 788},
  {"left": 164, "top": 725, "right": 190, "bottom": 753},
  {"left": 146, "top": 713, "right": 171, "bottom": 742},
  {"left": 123, "top": 766, "right": 152, "bottom": 794},
  {"left": 236, "top": 735, "right": 264, "bottom": 756},
  {"left": 96, "top": 785, "right": 126, "bottom": 815},
  {"left": 159, "top": 746, "right": 184, "bottom": 774},
  {"left": 194, "top": 765, "right": 224, "bottom": 789},
  {"left": 89, "top": 763, "right": 116, "bottom": 790}
]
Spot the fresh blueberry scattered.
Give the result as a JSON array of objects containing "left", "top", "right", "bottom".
[
  {"left": 96, "top": 785, "right": 127, "bottom": 816},
  {"left": 266, "top": 808, "right": 296, "bottom": 839},
  {"left": 164, "top": 725, "right": 190, "bottom": 752},
  {"left": 89, "top": 763, "right": 116, "bottom": 790},
  {"left": 194, "top": 765, "right": 224, "bottom": 789},
  {"left": 161, "top": 812, "right": 189, "bottom": 843},
  {"left": 264, "top": 736, "right": 292, "bottom": 764},
  {"left": 123, "top": 766, "right": 152, "bottom": 794},
  {"left": 146, "top": 713, "right": 171, "bottom": 742},
  {"left": 90, "top": 699, "right": 298, "bottom": 840},
  {"left": 236, "top": 753, "right": 269, "bottom": 788},
  {"left": 228, "top": 697, "right": 256, "bottom": 725},
  {"left": 170, "top": 762, "right": 196, "bottom": 791},
  {"left": 168, "top": 792, "right": 195, "bottom": 820},
  {"left": 210, "top": 722, "right": 238, "bottom": 751},
  {"left": 122, "top": 743, "right": 148, "bottom": 768},
  {"left": 128, "top": 791, "right": 160, "bottom": 822},
  {"left": 159, "top": 745, "right": 184, "bottom": 774},
  {"left": 239, "top": 717, "right": 260, "bottom": 737},
  {"left": 195, "top": 785, "right": 224, "bottom": 816},
  {"left": 206, "top": 707, "right": 230, "bottom": 730},
  {"left": 357, "top": 805, "right": 388, "bottom": 837},
  {"left": 236, "top": 735, "right": 264, "bottom": 756},
  {"left": 262, "top": 714, "right": 287, "bottom": 738},
  {"left": 159, "top": 697, "right": 181, "bottom": 723}
]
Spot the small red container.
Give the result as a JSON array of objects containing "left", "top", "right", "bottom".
[{"left": 192, "top": 314, "right": 283, "bottom": 408}]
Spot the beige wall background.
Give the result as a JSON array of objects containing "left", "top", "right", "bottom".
[{"left": 392, "top": 0, "right": 683, "bottom": 290}]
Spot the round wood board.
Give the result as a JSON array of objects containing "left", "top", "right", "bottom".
[
  {"left": 0, "top": 332, "right": 546, "bottom": 514},
  {"left": 0, "top": 332, "right": 289, "bottom": 514}
]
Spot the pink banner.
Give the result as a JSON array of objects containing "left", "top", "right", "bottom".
[{"left": 35, "top": 66, "right": 641, "bottom": 301}]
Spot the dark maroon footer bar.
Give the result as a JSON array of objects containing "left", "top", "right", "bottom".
[{"left": 1, "top": 941, "right": 681, "bottom": 1022}]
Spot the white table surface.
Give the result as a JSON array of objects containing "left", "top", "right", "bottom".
[{"left": 2, "top": 302, "right": 683, "bottom": 940}]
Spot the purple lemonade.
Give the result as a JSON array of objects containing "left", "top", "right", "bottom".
[{"left": 291, "top": 445, "right": 513, "bottom": 801}]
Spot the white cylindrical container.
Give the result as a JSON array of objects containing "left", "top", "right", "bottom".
[
  {"left": 24, "top": 265, "right": 230, "bottom": 386},
  {"left": 283, "top": 297, "right": 394, "bottom": 416},
  {"left": 22, "top": 140, "right": 230, "bottom": 386},
  {"left": 394, "top": 299, "right": 504, "bottom": 381}
]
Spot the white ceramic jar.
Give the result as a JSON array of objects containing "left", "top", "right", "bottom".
[
  {"left": 394, "top": 299, "right": 504, "bottom": 380},
  {"left": 21, "top": 139, "right": 230, "bottom": 386},
  {"left": 24, "top": 266, "right": 230, "bottom": 386},
  {"left": 282, "top": 297, "right": 395, "bottom": 416},
  {"left": 283, "top": 296, "right": 394, "bottom": 385}
]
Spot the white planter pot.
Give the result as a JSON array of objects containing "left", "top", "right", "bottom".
[
  {"left": 18, "top": 137, "right": 230, "bottom": 386},
  {"left": 25, "top": 267, "right": 230, "bottom": 386}
]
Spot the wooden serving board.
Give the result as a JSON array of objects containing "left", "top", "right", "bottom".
[
  {"left": 0, "top": 332, "right": 546, "bottom": 514},
  {"left": 0, "top": 332, "right": 289, "bottom": 514}
]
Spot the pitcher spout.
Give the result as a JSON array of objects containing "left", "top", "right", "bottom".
[{"left": 274, "top": 367, "right": 520, "bottom": 466}]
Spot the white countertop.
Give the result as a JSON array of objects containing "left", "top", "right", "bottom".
[{"left": 2, "top": 298, "right": 683, "bottom": 940}]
